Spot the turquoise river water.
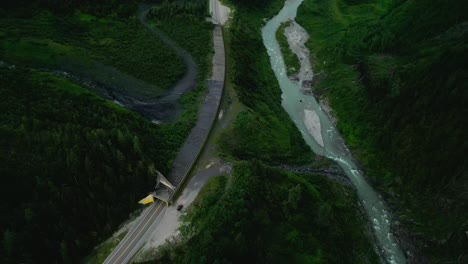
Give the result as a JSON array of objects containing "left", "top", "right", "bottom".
[{"left": 261, "top": 0, "right": 406, "bottom": 263}]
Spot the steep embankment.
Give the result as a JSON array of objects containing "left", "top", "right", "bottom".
[{"left": 296, "top": 0, "right": 467, "bottom": 262}]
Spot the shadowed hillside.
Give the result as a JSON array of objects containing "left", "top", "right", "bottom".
[{"left": 296, "top": 0, "right": 467, "bottom": 262}]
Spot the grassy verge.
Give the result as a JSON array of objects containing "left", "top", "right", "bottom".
[
  {"left": 172, "top": 27, "right": 245, "bottom": 198},
  {"left": 276, "top": 21, "right": 300, "bottom": 76},
  {"left": 84, "top": 232, "right": 127, "bottom": 264}
]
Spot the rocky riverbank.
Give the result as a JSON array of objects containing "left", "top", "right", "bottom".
[{"left": 278, "top": 163, "right": 353, "bottom": 187}]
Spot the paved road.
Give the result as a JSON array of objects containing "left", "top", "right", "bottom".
[
  {"left": 166, "top": 25, "right": 225, "bottom": 198},
  {"left": 103, "top": 3, "right": 226, "bottom": 263},
  {"left": 103, "top": 201, "right": 165, "bottom": 264},
  {"left": 211, "top": 0, "right": 221, "bottom": 24}
]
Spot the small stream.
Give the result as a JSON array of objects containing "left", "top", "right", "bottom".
[{"left": 261, "top": 0, "right": 406, "bottom": 263}]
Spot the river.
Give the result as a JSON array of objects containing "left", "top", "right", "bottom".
[{"left": 261, "top": 0, "right": 406, "bottom": 263}]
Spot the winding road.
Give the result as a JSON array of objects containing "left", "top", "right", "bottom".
[
  {"left": 103, "top": 3, "right": 226, "bottom": 263},
  {"left": 135, "top": 4, "right": 198, "bottom": 123}
]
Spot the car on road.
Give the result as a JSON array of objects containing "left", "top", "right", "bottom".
[{"left": 177, "top": 204, "right": 184, "bottom": 211}]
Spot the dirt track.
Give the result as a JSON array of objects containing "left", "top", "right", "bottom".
[{"left": 135, "top": 4, "right": 198, "bottom": 122}]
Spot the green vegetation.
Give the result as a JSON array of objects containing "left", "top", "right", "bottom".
[
  {"left": 149, "top": 0, "right": 208, "bottom": 20},
  {"left": 0, "top": 67, "right": 186, "bottom": 263},
  {"left": 296, "top": 0, "right": 468, "bottom": 261},
  {"left": 0, "top": 8, "right": 185, "bottom": 98},
  {"left": 150, "top": 21, "right": 212, "bottom": 77},
  {"left": 148, "top": 0, "right": 214, "bottom": 105},
  {"left": 0, "top": 0, "right": 214, "bottom": 263},
  {"left": 3, "top": 0, "right": 464, "bottom": 262},
  {"left": 85, "top": 232, "right": 127, "bottom": 264},
  {"left": 140, "top": 1, "right": 380, "bottom": 263},
  {"left": 219, "top": 0, "right": 313, "bottom": 164},
  {"left": 155, "top": 161, "right": 379, "bottom": 263},
  {"left": 0, "top": 0, "right": 138, "bottom": 17},
  {"left": 276, "top": 21, "right": 300, "bottom": 76}
]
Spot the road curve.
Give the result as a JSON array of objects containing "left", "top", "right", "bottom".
[
  {"left": 134, "top": 4, "right": 198, "bottom": 123},
  {"left": 137, "top": 4, "right": 197, "bottom": 101},
  {"left": 103, "top": 7, "right": 226, "bottom": 264}
]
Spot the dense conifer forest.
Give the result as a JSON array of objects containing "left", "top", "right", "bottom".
[
  {"left": 0, "top": 67, "right": 181, "bottom": 262},
  {"left": 0, "top": 0, "right": 212, "bottom": 263},
  {"left": 296, "top": 0, "right": 467, "bottom": 261},
  {"left": 219, "top": 0, "right": 313, "bottom": 164},
  {"left": 155, "top": 162, "right": 379, "bottom": 263},
  {"left": 0, "top": 0, "right": 466, "bottom": 263}
]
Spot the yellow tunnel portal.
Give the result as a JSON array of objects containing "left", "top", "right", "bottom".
[{"left": 138, "top": 194, "right": 155, "bottom": 205}]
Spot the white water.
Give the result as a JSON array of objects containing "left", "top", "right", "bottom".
[{"left": 261, "top": 0, "right": 406, "bottom": 263}]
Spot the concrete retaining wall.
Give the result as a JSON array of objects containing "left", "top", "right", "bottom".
[{"left": 168, "top": 25, "right": 225, "bottom": 200}]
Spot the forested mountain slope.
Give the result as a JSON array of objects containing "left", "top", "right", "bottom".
[
  {"left": 0, "top": 0, "right": 212, "bottom": 263},
  {"left": 0, "top": 67, "right": 182, "bottom": 263},
  {"left": 297, "top": 0, "right": 467, "bottom": 262},
  {"left": 155, "top": 162, "right": 379, "bottom": 263},
  {"left": 145, "top": 0, "right": 380, "bottom": 263}
]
